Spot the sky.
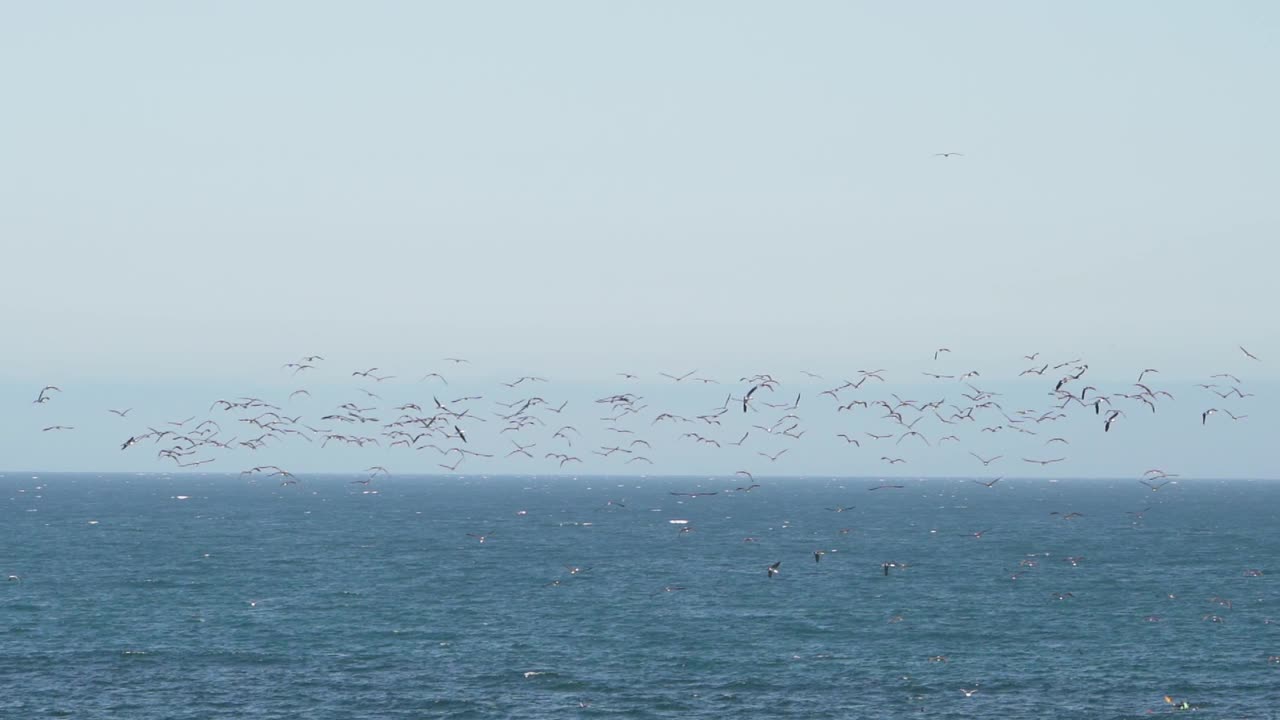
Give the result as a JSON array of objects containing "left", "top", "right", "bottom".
[{"left": 1, "top": 2, "right": 1276, "bottom": 477}]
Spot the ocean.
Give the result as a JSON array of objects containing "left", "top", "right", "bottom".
[{"left": 2, "top": 473, "right": 1277, "bottom": 719}]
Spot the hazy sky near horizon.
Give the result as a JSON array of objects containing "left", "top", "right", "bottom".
[{"left": 1, "top": 3, "right": 1276, "bottom": 475}]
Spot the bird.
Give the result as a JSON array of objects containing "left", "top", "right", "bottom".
[
  {"left": 1104, "top": 410, "right": 1123, "bottom": 432},
  {"left": 660, "top": 370, "right": 697, "bottom": 382},
  {"left": 766, "top": 561, "right": 782, "bottom": 578},
  {"left": 1139, "top": 480, "right": 1174, "bottom": 492},
  {"left": 1202, "top": 408, "right": 1218, "bottom": 425},
  {"left": 1240, "top": 346, "right": 1259, "bottom": 361},
  {"left": 959, "top": 688, "right": 979, "bottom": 698},
  {"left": 107, "top": 408, "right": 131, "bottom": 417},
  {"left": 814, "top": 550, "right": 825, "bottom": 563},
  {"left": 33, "top": 386, "right": 61, "bottom": 404},
  {"left": 972, "top": 477, "right": 1002, "bottom": 488},
  {"left": 1023, "top": 457, "right": 1065, "bottom": 466},
  {"left": 934, "top": 152, "right": 964, "bottom": 158},
  {"left": 466, "top": 531, "right": 495, "bottom": 543},
  {"left": 969, "top": 452, "right": 1002, "bottom": 466}
]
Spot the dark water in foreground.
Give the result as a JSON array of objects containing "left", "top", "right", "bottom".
[{"left": 2, "top": 473, "right": 1278, "bottom": 719}]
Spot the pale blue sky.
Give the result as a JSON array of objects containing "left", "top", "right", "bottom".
[{"left": 1, "top": 3, "right": 1275, "bottom": 476}]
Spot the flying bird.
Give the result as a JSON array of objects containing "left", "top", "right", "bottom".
[
  {"left": 660, "top": 370, "right": 698, "bottom": 382},
  {"left": 33, "top": 386, "right": 61, "bottom": 404},
  {"left": 1023, "top": 457, "right": 1066, "bottom": 466}
]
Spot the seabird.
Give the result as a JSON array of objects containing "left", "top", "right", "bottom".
[
  {"left": 33, "top": 386, "right": 61, "bottom": 404},
  {"left": 969, "top": 452, "right": 1002, "bottom": 466}
]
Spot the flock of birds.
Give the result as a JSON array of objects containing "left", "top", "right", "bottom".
[
  {"left": 11, "top": 344, "right": 1274, "bottom": 711},
  {"left": 23, "top": 345, "right": 1263, "bottom": 487}
]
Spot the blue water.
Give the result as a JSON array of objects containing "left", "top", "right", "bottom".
[{"left": 2, "top": 473, "right": 1278, "bottom": 718}]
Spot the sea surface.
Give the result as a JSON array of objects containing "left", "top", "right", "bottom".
[{"left": 2, "top": 473, "right": 1278, "bottom": 719}]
